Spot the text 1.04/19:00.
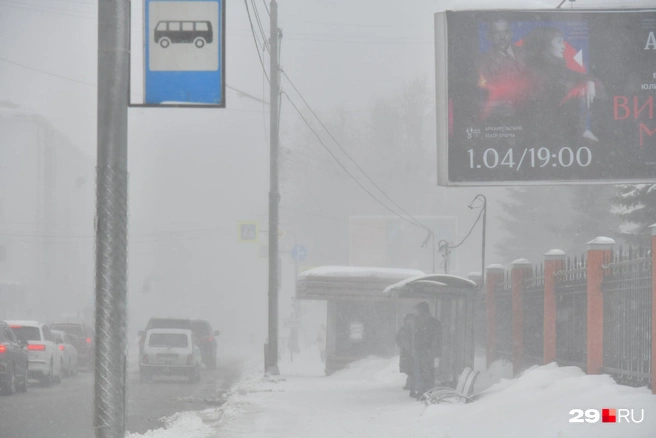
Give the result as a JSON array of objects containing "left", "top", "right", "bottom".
[{"left": 467, "top": 147, "right": 592, "bottom": 170}]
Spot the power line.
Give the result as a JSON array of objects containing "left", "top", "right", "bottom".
[
  {"left": 0, "top": 56, "right": 95, "bottom": 87},
  {"left": 442, "top": 207, "right": 484, "bottom": 251},
  {"left": 244, "top": 0, "right": 270, "bottom": 83},
  {"left": 280, "top": 70, "right": 429, "bottom": 233},
  {"left": 261, "top": 0, "right": 270, "bottom": 16},
  {"left": 282, "top": 91, "right": 429, "bottom": 232},
  {"left": 251, "top": 0, "right": 270, "bottom": 53}
]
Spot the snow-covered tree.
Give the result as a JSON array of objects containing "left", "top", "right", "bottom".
[{"left": 613, "top": 184, "right": 656, "bottom": 244}]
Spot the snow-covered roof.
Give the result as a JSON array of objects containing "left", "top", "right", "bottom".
[
  {"left": 384, "top": 274, "right": 477, "bottom": 296},
  {"left": 4, "top": 320, "right": 43, "bottom": 327},
  {"left": 297, "top": 266, "right": 425, "bottom": 301},
  {"left": 299, "top": 266, "right": 424, "bottom": 280}
]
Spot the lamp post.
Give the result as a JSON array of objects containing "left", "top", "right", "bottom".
[
  {"left": 438, "top": 239, "right": 450, "bottom": 274},
  {"left": 468, "top": 195, "right": 487, "bottom": 289},
  {"left": 421, "top": 229, "right": 436, "bottom": 273}
]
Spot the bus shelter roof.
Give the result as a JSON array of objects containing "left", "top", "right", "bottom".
[{"left": 383, "top": 274, "right": 477, "bottom": 298}]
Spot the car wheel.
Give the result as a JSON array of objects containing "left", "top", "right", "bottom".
[
  {"left": 160, "top": 38, "right": 170, "bottom": 48},
  {"left": 41, "top": 362, "right": 53, "bottom": 387},
  {"left": 16, "top": 366, "right": 27, "bottom": 393},
  {"left": 194, "top": 38, "right": 205, "bottom": 48},
  {"left": 0, "top": 363, "right": 16, "bottom": 395}
]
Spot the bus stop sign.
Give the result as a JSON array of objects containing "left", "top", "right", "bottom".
[{"left": 144, "top": 0, "right": 225, "bottom": 106}]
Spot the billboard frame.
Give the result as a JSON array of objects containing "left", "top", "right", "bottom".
[{"left": 435, "top": 8, "right": 656, "bottom": 186}]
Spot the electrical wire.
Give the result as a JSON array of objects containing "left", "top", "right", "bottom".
[
  {"left": 244, "top": 0, "right": 270, "bottom": 84},
  {"left": 262, "top": 0, "right": 270, "bottom": 17},
  {"left": 443, "top": 206, "right": 485, "bottom": 250},
  {"left": 282, "top": 91, "right": 431, "bottom": 232},
  {"left": 251, "top": 0, "right": 270, "bottom": 53},
  {"left": 280, "top": 69, "right": 430, "bottom": 233}
]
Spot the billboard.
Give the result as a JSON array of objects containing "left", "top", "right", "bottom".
[{"left": 435, "top": 9, "right": 656, "bottom": 185}]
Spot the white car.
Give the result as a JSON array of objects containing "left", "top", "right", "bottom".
[
  {"left": 52, "top": 330, "right": 78, "bottom": 377},
  {"left": 7, "top": 320, "right": 63, "bottom": 386},
  {"left": 139, "top": 328, "right": 201, "bottom": 383}
]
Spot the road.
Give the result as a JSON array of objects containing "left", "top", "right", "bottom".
[{"left": 0, "top": 356, "right": 245, "bottom": 438}]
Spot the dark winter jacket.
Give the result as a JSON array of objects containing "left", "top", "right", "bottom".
[
  {"left": 396, "top": 326, "right": 414, "bottom": 374},
  {"left": 413, "top": 315, "right": 441, "bottom": 359}
]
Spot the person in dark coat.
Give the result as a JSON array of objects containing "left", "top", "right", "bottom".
[
  {"left": 396, "top": 313, "right": 416, "bottom": 392},
  {"left": 412, "top": 302, "right": 442, "bottom": 399}
]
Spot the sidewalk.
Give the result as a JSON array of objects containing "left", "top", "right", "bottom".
[{"left": 129, "top": 348, "right": 656, "bottom": 438}]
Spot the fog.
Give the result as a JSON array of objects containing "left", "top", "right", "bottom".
[{"left": 1, "top": 0, "right": 655, "bottom": 435}]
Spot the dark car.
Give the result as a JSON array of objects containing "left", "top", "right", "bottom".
[
  {"left": 0, "top": 320, "right": 28, "bottom": 395},
  {"left": 191, "top": 320, "right": 219, "bottom": 369},
  {"left": 139, "top": 318, "right": 193, "bottom": 356},
  {"left": 49, "top": 321, "right": 95, "bottom": 368}
]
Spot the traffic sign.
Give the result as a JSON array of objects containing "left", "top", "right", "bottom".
[
  {"left": 238, "top": 221, "right": 258, "bottom": 242},
  {"left": 291, "top": 245, "right": 307, "bottom": 262},
  {"left": 143, "top": 0, "right": 225, "bottom": 106}
]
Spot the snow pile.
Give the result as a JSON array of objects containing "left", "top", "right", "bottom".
[
  {"left": 213, "top": 354, "right": 656, "bottom": 438},
  {"left": 125, "top": 411, "right": 214, "bottom": 438}
]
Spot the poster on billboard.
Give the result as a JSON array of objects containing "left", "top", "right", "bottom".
[{"left": 435, "top": 9, "right": 656, "bottom": 185}]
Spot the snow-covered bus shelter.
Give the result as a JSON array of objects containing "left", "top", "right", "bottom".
[
  {"left": 296, "top": 266, "right": 425, "bottom": 375},
  {"left": 384, "top": 274, "right": 478, "bottom": 384}
]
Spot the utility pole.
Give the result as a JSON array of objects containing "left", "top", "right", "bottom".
[
  {"left": 469, "top": 194, "right": 487, "bottom": 289},
  {"left": 266, "top": 0, "right": 281, "bottom": 375},
  {"left": 95, "top": 0, "right": 129, "bottom": 436}
]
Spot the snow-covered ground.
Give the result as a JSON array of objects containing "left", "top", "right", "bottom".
[{"left": 128, "top": 348, "right": 656, "bottom": 438}]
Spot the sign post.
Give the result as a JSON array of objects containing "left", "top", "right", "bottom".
[{"left": 135, "top": 0, "right": 226, "bottom": 107}]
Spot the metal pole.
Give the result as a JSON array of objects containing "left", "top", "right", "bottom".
[
  {"left": 95, "top": 0, "right": 129, "bottom": 436},
  {"left": 482, "top": 197, "right": 487, "bottom": 290},
  {"left": 266, "top": 0, "right": 280, "bottom": 375},
  {"left": 431, "top": 232, "right": 435, "bottom": 274}
]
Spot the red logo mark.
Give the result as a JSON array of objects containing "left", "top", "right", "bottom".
[{"left": 602, "top": 409, "right": 616, "bottom": 423}]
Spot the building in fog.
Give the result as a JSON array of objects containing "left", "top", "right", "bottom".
[{"left": 0, "top": 106, "right": 94, "bottom": 322}]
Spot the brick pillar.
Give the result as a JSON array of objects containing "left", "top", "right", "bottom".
[
  {"left": 651, "top": 224, "right": 656, "bottom": 394},
  {"left": 586, "top": 237, "right": 615, "bottom": 375},
  {"left": 511, "top": 258, "right": 532, "bottom": 375},
  {"left": 543, "top": 249, "right": 566, "bottom": 365},
  {"left": 485, "top": 264, "right": 504, "bottom": 368}
]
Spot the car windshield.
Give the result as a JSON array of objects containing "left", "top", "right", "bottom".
[
  {"left": 148, "top": 319, "right": 190, "bottom": 330},
  {"left": 51, "top": 324, "right": 85, "bottom": 338},
  {"left": 11, "top": 326, "right": 41, "bottom": 341},
  {"left": 148, "top": 333, "right": 188, "bottom": 348},
  {"left": 191, "top": 321, "right": 211, "bottom": 336}
]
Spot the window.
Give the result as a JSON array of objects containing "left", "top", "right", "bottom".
[
  {"left": 4, "top": 328, "right": 17, "bottom": 343},
  {"left": 156, "top": 22, "right": 167, "bottom": 31},
  {"left": 11, "top": 326, "right": 41, "bottom": 341},
  {"left": 182, "top": 22, "right": 193, "bottom": 31},
  {"left": 43, "top": 326, "right": 54, "bottom": 342},
  {"left": 168, "top": 22, "right": 180, "bottom": 31},
  {"left": 195, "top": 22, "right": 209, "bottom": 31},
  {"left": 148, "top": 333, "right": 188, "bottom": 348},
  {"left": 51, "top": 324, "right": 85, "bottom": 337}
]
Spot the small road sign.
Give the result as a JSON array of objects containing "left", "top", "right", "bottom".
[
  {"left": 291, "top": 245, "right": 307, "bottom": 262},
  {"left": 143, "top": 0, "right": 225, "bottom": 106},
  {"left": 239, "top": 221, "right": 258, "bottom": 242}
]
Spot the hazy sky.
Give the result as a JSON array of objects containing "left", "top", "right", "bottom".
[{"left": 0, "top": 0, "right": 651, "bottom": 342}]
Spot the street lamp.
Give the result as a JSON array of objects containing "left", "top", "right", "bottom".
[
  {"left": 468, "top": 194, "right": 487, "bottom": 290},
  {"left": 438, "top": 239, "right": 450, "bottom": 274}
]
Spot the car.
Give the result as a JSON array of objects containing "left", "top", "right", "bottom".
[
  {"left": 51, "top": 330, "right": 78, "bottom": 377},
  {"left": 50, "top": 321, "right": 95, "bottom": 368},
  {"left": 191, "top": 319, "right": 219, "bottom": 369},
  {"left": 138, "top": 318, "right": 192, "bottom": 356},
  {"left": 139, "top": 328, "right": 201, "bottom": 383},
  {"left": 7, "top": 320, "right": 63, "bottom": 386},
  {"left": 0, "top": 321, "right": 29, "bottom": 395}
]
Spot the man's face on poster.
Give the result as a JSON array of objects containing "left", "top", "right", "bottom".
[{"left": 488, "top": 20, "right": 512, "bottom": 51}]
